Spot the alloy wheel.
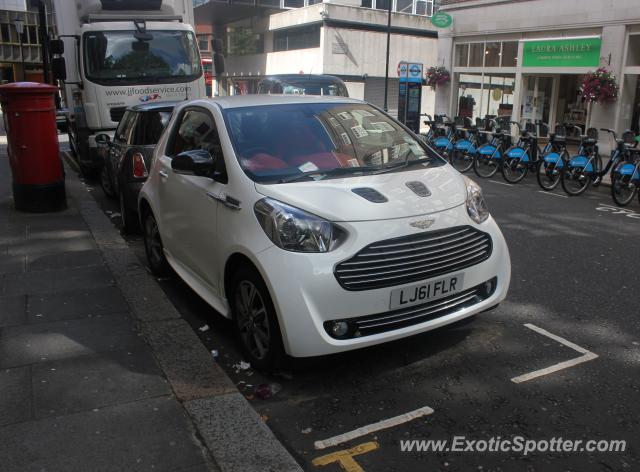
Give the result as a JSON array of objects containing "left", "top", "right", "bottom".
[{"left": 235, "top": 280, "right": 271, "bottom": 360}]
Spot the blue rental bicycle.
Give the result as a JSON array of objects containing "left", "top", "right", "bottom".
[
  {"left": 560, "top": 127, "right": 602, "bottom": 196},
  {"left": 472, "top": 119, "right": 512, "bottom": 179},
  {"left": 536, "top": 124, "right": 571, "bottom": 191},
  {"left": 450, "top": 116, "right": 479, "bottom": 173},
  {"left": 610, "top": 139, "right": 640, "bottom": 206}
]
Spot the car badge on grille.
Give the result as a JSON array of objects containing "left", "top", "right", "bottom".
[
  {"left": 405, "top": 181, "right": 431, "bottom": 197},
  {"left": 409, "top": 218, "right": 435, "bottom": 230}
]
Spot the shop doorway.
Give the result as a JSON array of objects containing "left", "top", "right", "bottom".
[{"left": 521, "top": 76, "right": 555, "bottom": 126}]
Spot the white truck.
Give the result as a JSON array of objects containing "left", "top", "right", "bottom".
[{"left": 51, "top": 0, "right": 206, "bottom": 176}]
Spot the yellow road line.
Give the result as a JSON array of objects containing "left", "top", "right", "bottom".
[{"left": 312, "top": 441, "right": 379, "bottom": 472}]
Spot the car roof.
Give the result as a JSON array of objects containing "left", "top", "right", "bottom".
[
  {"left": 205, "top": 94, "right": 363, "bottom": 110},
  {"left": 128, "top": 101, "right": 179, "bottom": 112}
]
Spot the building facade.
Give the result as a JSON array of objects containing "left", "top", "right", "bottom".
[
  {"left": 0, "top": 0, "right": 55, "bottom": 84},
  {"left": 195, "top": 0, "right": 439, "bottom": 116},
  {"left": 435, "top": 0, "right": 640, "bottom": 146}
]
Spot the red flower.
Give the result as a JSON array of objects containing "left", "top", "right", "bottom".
[{"left": 580, "top": 68, "right": 618, "bottom": 104}]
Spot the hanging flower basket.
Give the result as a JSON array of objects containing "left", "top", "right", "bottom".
[
  {"left": 425, "top": 66, "right": 451, "bottom": 89},
  {"left": 580, "top": 68, "right": 619, "bottom": 104}
]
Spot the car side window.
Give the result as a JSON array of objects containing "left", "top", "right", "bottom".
[
  {"left": 115, "top": 111, "right": 135, "bottom": 143},
  {"left": 169, "top": 109, "right": 221, "bottom": 158},
  {"left": 168, "top": 108, "right": 228, "bottom": 182},
  {"left": 133, "top": 111, "right": 171, "bottom": 146}
]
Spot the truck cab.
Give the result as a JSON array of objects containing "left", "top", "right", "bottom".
[{"left": 52, "top": 0, "right": 205, "bottom": 176}]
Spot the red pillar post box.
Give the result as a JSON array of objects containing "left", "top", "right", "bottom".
[{"left": 0, "top": 82, "right": 66, "bottom": 212}]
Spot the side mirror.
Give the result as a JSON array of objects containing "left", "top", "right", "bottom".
[
  {"left": 172, "top": 149, "right": 215, "bottom": 177},
  {"left": 95, "top": 133, "right": 111, "bottom": 145},
  {"left": 50, "top": 39, "right": 64, "bottom": 55},
  {"left": 51, "top": 57, "right": 67, "bottom": 81}
]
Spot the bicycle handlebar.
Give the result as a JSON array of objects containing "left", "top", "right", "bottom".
[{"left": 600, "top": 128, "right": 617, "bottom": 140}]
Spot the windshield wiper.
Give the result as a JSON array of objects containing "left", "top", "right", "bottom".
[{"left": 278, "top": 166, "right": 377, "bottom": 184}]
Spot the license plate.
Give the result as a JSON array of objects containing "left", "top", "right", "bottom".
[{"left": 389, "top": 273, "right": 465, "bottom": 310}]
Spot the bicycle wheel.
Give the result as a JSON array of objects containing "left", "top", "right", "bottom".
[
  {"left": 561, "top": 165, "right": 591, "bottom": 196},
  {"left": 501, "top": 154, "right": 529, "bottom": 184},
  {"left": 473, "top": 148, "right": 500, "bottom": 178},
  {"left": 610, "top": 164, "right": 637, "bottom": 206},
  {"left": 450, "top": 149, "right": 474, "bottom": 173},
  {"left": 536, "top": 151, "right": 566, "bottom": 191}
]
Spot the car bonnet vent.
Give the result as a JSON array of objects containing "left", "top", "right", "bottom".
[
  {"left": 351, "top": 187, "right": 388, "bottom": 203},
  {"left": 405, "top": 181, "right": 431, "bottom": 197}
]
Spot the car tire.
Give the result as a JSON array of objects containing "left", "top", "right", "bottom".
[
  {"left": 143, "top": 211, "right": 170, "bottom": 276},
  {"left": 230, "top": 266, "right": 285, "bottom": 371},
  {"left": 100, "top": 166, "right": 117, "bottom": 198},
  {"left": 120, "top": 189, "right": 141, "bottom": 234}
]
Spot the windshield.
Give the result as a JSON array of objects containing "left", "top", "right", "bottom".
[
  {"left": 224, "top": 103, "right": 444, "bottom": 183},
  {"left": 84, "top": 30, "right": 202, "bottom": 85}
]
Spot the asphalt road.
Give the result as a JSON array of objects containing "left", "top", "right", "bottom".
[{"left": 78, "top": 161, "right": 640, "bottom": 472}]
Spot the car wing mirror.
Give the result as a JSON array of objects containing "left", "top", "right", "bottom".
[
  {"left": 95, "top": 133, "right": 111, "bottom": 145},
  {"left": 172, "top": 149, "right": 215, "bottom": 177}
]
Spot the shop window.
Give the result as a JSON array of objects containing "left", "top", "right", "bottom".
[
  {"left": 483, "top": 74, "right": 515, "bottom": 119},
  {"left": 455, "top": 44, "right": 469, "bottom": 67},
  {"left": 457, "top": 73, "right": 483, "bottom": 119},
  {"left": 484, "top": 42, "right": 501, "bottom": 67},
  {"left": 469, "top": 43, "right": 484, "bottom": 67},
  {"left": 501, "top": 41, "right": 518, "bottom": 67},
  {"left": 627, "top": 35, "right": 640, "bottom": 66}
]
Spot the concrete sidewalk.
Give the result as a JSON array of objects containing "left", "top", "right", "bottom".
[{"left": 0, "top": 147, "right": 302, "bottom": 472}]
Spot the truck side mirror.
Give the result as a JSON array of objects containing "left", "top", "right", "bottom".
[
  {"left": 212, "top": 38, "right": 225, "bottom": 75},
  {"left": 50, "top": 39, "right": 64, "bottom": 55},
  {"left": 95, "top": 133, "right": 111, "bottom": 145},
  {"left": 51, "top": 57, "right": 67, "bottom": 81}
]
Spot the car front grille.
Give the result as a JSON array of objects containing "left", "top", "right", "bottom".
[
  {"left": 334, "top": 226, "right": 493, "bottom": 291},
  {"left": 324, "top": 277, "right": 497, "bottom": 338}
]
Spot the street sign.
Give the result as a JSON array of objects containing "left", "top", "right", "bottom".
[
  {"left": 431, "top": 12, "right": 453, "bottom": 28},
  {"left": 399, "top": 62, "right": 423, "bottom": 83},
  {"left": 397, "top": 62, "right": 408, "bottom": 78}
]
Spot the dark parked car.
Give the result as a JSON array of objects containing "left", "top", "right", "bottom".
[
  {"left": 97, "top": 101, "right": 176, "bottom": 233},
  {"left": 257, "top": 74, "right": 349, "bottom": 97}
]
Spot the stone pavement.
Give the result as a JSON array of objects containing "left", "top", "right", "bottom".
[{"left": 0, "top": 145, "right": 302, "bottom": 472}]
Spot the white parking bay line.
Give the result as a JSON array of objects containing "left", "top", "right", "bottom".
[
  {"left": 488, "top": 180, "right": 514, "bottom": 187},
  {"left": 511, "top": 323, "right": 598, "bottom": 384},
  {"left": 537, "top": 190, "right": 568, "bottom": 198},
  {"left": 314, "top": 406, "right": 434, "bottom": 450}
]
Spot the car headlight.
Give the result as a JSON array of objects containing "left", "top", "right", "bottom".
[
  {"left": 464, "top": 176, "right": 490, "bottom": 224},
  {"left": 254, "top": 198, "right": 344, "bottom": 252}
]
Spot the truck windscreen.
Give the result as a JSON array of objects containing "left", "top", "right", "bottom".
[{"left": 84, "top": 30, "right": 202, "bottom": 85}]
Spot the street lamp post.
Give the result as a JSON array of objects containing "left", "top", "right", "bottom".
[
  {"left": 14, "top": 17, "right": 26, "bottom": 82},
  {"left": 383, "top": 0, "right": 392, "bottom": 111}
]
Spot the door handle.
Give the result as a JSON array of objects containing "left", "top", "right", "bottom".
[
  {"left": 159, "top": 170, "right": 169, "bottom": 179},
  {"left": 206, "top": 192, "right": 241, "bottom": 211}
]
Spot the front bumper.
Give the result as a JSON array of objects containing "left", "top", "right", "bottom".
[{"left": 255, "top": 204, "right": 511, "bottom": 357}]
